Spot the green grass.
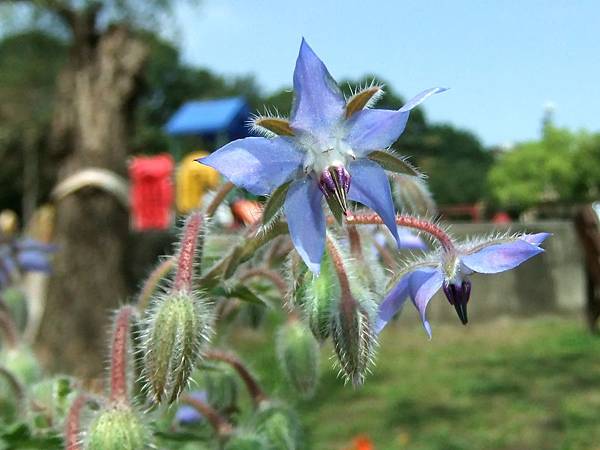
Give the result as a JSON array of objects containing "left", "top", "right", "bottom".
[{"left": 231, "top": 316, "right": 600, "bottom": 450}]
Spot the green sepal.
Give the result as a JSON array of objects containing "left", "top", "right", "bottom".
[
  {"left": 213, "top": 285, "right": 269, "bottom": 307},
  {"left": 367, "top": 150, "right": 420, "bottom": 176},
  {"left": 220, "top": 222, "right": 289, "bottom": 282},
  {"left": 276, "top": 321, "right": 320, "bottom": 398},
  {"left": 304, "top": 252, "right": 338, "bottom": 341},
  {"left": 325, "top": 195, "right": 344, "bottom": 225},
  {"left": 262, "top": 181, "right": 292, "bottom": 227}
]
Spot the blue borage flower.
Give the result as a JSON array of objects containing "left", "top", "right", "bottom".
[
  {"left": 376, "top": 232, "right": 550, "bottom": 337},
  {"left": 199, "top": 39, "right": 446, "bottom": 273},
  {"left": 175, "top": 391, "right": 207, "bottom": 425},
  {"left": 396, "top": 228, "right": 428, "bottom": 251},
  {"left": 0, "top": 237, "right": 55, "bottom": 289},
  {"left": 372, "top": 228, "right": 426, "bottom": 263}
]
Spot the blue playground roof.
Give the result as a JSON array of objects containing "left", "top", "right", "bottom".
[{"left": 164, "top": 97, "right": 249, "bottom": 136}]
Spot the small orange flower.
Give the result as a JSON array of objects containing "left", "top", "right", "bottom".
[{"left": 353, "top": 434, "right": 374, "bottom": 450}]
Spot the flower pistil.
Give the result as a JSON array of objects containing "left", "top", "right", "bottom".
[{"left": 318, "top": 165, "right": 351, "bottom": 214}]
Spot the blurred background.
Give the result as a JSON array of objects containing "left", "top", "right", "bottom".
[{"left": 1, "top": 1, "right": 600, "bottom": 449}]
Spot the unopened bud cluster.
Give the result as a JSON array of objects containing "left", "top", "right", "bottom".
[
  {"left": 254, "top": 403, "right": 300, "bottom": 450},
  {"left": 331, "top": 288, "right": 378, "bottom": 387},
  {"left": 276, "top": 320, "right": 319, "bottom": 398},
  {"left": 292, "top": 238, "right": 378, "bottom": 387},
  {"left": 142, "top": 212, "right": 213, "bottom": 404},
  {"left": 142, "top": 291, "right": 212, "bottom": 403}
]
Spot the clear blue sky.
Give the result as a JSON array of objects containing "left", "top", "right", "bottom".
[{"left": 170, "top": 0, "right": 598, "bottom": 147}]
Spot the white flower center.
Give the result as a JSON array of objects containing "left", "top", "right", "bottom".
[
  {"left": 441, "top": 252, "right": 475, "bottom": 284},
  {"left": 296, "top": 128, "right": 354, "bottom": 175}
]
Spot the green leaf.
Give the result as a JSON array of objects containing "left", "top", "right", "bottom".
[
  {"left": 367, "top": 151, "right": 419, "bottom": 176},
  {"left": 213, "top": 285, "right": 269, "bottom": 307},
  {"left": 0, "top": 422, "right": 62, "bottom": 449},
  {"left": 223, "top": 222, "right": 289, "bottom": 280},
  {"left": 262, "top": 181, "right": 292, "bottom": 226},
  {"left": 224, "top": 246, "right": 246, "bottom": 279},
  {"left": 291, "top": 261, "right": 310, "bottom": 309}
]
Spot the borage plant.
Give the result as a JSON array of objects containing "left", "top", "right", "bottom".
[{"left": 0, "top": 39, "right": 549, "bottom": 450}]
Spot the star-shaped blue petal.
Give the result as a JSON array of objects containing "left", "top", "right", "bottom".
[
  {"left": 198, "top": 39, "right": 445, "bottom": 272},
  {"left": 376, "top": 233, "right": 550, "bottom": 337}
]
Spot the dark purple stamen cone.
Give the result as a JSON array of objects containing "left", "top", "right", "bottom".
[
  {"left": 318, "top": 165, "right": 351, "bottom": 214},
  {"left": 443, "top": 280, "right": 472, "bottom": 325}
]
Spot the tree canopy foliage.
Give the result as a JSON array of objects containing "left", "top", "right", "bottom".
[
  {"left": 488, "top": 123, "right": 600, "bottom": 209},
  {"left": 0, "top": 30, "right": 66, "bottom": 215},
  {"left": 419, "top": 125, "right": 493, "bottom": 205},
  {"left": 0, "top": 24, "right": 572, "bottom": 214}
]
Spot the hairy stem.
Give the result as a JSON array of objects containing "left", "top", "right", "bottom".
[
  {"left": 182, "top": 395, "right": 233, "bottom": 438},
  {"left": 204, "top": 350, "right": 267, "bottom": 408},
  {"left": 345, "top": 213, "right": 455, "bottom": 252},
  {"left": 65, "top": 394, "right": 88, "bottom": 450},
  {"left": 199, "top": 222, "right": 289, "bottom": 288},
  {"left": 110, "top": 306, "right": 134, "bottom": 405},
  {"left": 239, "top": 267, "right": 288, "bottom": 298},
  {"left": 239, "top": 267, "right": 300, "bottom": 320},
  {"left": 265, "top": 236, "right": 286, "bottom": 267},
  {"left": 373, "top": 240, "right": 398, "bottom": 269},
  {"left": 325, "top": 236, "right": 352, "bottom": 297},
  {"left": 326, "top": 235, "right": 361, "bottom": 328},
  {"left": 173, "top": 212, "right": 203, "bottom": 292},
  {"left": 346, "top": 225, "right": 363, "bottom": 259},
  {"left": 136, "top": 257, "right": 174, "bottom": 312},
  {"left": 205, "top": 182, "right": 235, "bottom": 219}
]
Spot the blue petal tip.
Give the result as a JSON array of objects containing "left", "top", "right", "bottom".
[{"left": 424, "top": 321, "right": 433, "bottom": 340}]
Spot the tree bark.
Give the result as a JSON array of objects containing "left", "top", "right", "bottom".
[{"left": 36, "top": 15, "right": 147, "bottom": 379}]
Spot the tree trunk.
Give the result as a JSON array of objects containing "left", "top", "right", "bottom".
[
  {"left": 36, "top": 21, "right": 147, "bottom": 379},
  {"left": 21, "top": 127, "right": 40, "bottom": 224}
]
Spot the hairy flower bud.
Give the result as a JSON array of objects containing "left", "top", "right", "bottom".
[
  {"left": 390, "top": 172, "right": 437, "bottom": 216},
  {"left": 331, "top": 291, "right": 378, "bottom": 387},
  {"left": 287, "top": 253, "right": 309, "bottom": 310},
  {"left": 302, "top": 253, "right": 338, "bottom": 341},
  {"left": 85, "top": 405, "right": 149, "bottom": 450},
  {"left": 204, "top": 363, "right": 239, "bottom": 412},
  {"left": 255, "top": 404, "right": 300, "bottom": 450},
  {"left": 276, "top": 321, "right": 319, "bottom": 398},
  {"left": 142, "top": 291, "right": 212, "bottom": 404}
]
